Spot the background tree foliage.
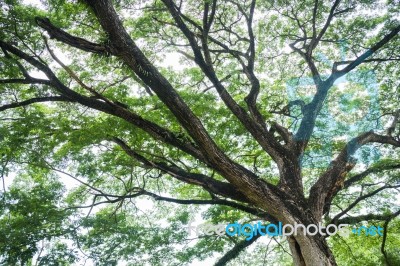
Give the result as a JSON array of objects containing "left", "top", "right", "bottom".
[{"left": 0, "top": 0, "right": 399, "bottom": 265}]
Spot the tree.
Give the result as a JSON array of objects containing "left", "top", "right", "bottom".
[{"left": 0, "top": 0, "right": 399, "bottom": 265}]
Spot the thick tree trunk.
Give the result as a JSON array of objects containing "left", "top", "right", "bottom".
[{"left": 288, "top": 234, "right": 336, "bottom": 266}]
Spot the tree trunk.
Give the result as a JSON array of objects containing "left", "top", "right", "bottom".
[{"left": 288, "top": 234, "right": 337, "bottom": 266}]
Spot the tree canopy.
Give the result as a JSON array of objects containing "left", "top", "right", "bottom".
[{"left": 0, "top": 0, "right": 399, "bottom": 265}]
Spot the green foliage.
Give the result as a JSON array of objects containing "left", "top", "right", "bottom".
[
  {"left": 330, "top": 220, "right": 400, "bottom": 266},
  {"left": 0, "top": 172, "right": 72, "bottom": 265}
]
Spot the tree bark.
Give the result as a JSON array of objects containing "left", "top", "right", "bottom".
[
  {"left": 269, "top": 205, "right": 337, "bottom": 266},
  {"left": 288, "top": 234, "right": 336, "bottom": 266}
]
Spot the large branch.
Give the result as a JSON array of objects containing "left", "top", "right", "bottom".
[
  {"left": 37, "top": 10, "right": 224, "bottom": 168},
  {"left": 333, "top": 58, "right": 400, "bottom": 67},
  {"left": 35, "top": 1, "right": 305, "bottom": 203},
  {"left": 113, "top": 137, "right": 313, "bottom": 229},
  {"left": 308, "top": 0, "right": 341, "bottom": 53},
  {"left": 309, "top": 131, "right": 400, "bottom": 219},
  {"left": 214, "top": 234, "right": 261, "bottom": 266},
  {"left": 344, "top": 163, "right": 400, "bottom": 189},
  {"left": 142, "top": 191, "right": 274, "bottom": 221},
  {"left": 294, "top": 25, "right": 400, "bottom": 153},
  {"left": 0, "top": 96, "right": 73, "bottom": 111},
  {"left": 287, "top": 0, "right": 324, "bottom": 87},
  {"left": 76, "top": 0, "right": 295, "bottom": 218},
  {"left": 73, "top": 187, "right": 275, "bottom": 222},
  {"left": 81, "top": 0, "right": 231, "bottom": 158},
  {"left": 1, "top": 31, "right": 290, "bottom": 224},
  {"left": 224, "top": 0, "right": 264, "bottom": 125},
  {"left": 160, "top": 0, "right": 289, "bottom": 163},
  {"left": 0, "top": 78, "right": 48, "bottom": 85},
  {"left": 331, "top": 184, "right": 400, "bottom": 224},
  {"left": 35, "top": 17, "right": 111, "bottom": 55},
  {"left": 333, "top": 25, "right": 400, "bottom": 76},
  {"left": 335, "top": 210, "right": 400, "bottom": 225},
  {"left": 112, "top": 137, "right": 250, "bottom": 203},
  {"left": 242, "top": 0, "right": 267, "bottom": 129},
  {"left": 161, "top": 0, "right": 308, "bottom": 200},
  {"left": 29, "top": 161, "right": 261, "bottom": 219},
  {"left": 380, "top": 211, "right": 400, "bottom": 265},
  {"left": 0, "top": 40, "right": 207, "bottom": 164}
]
